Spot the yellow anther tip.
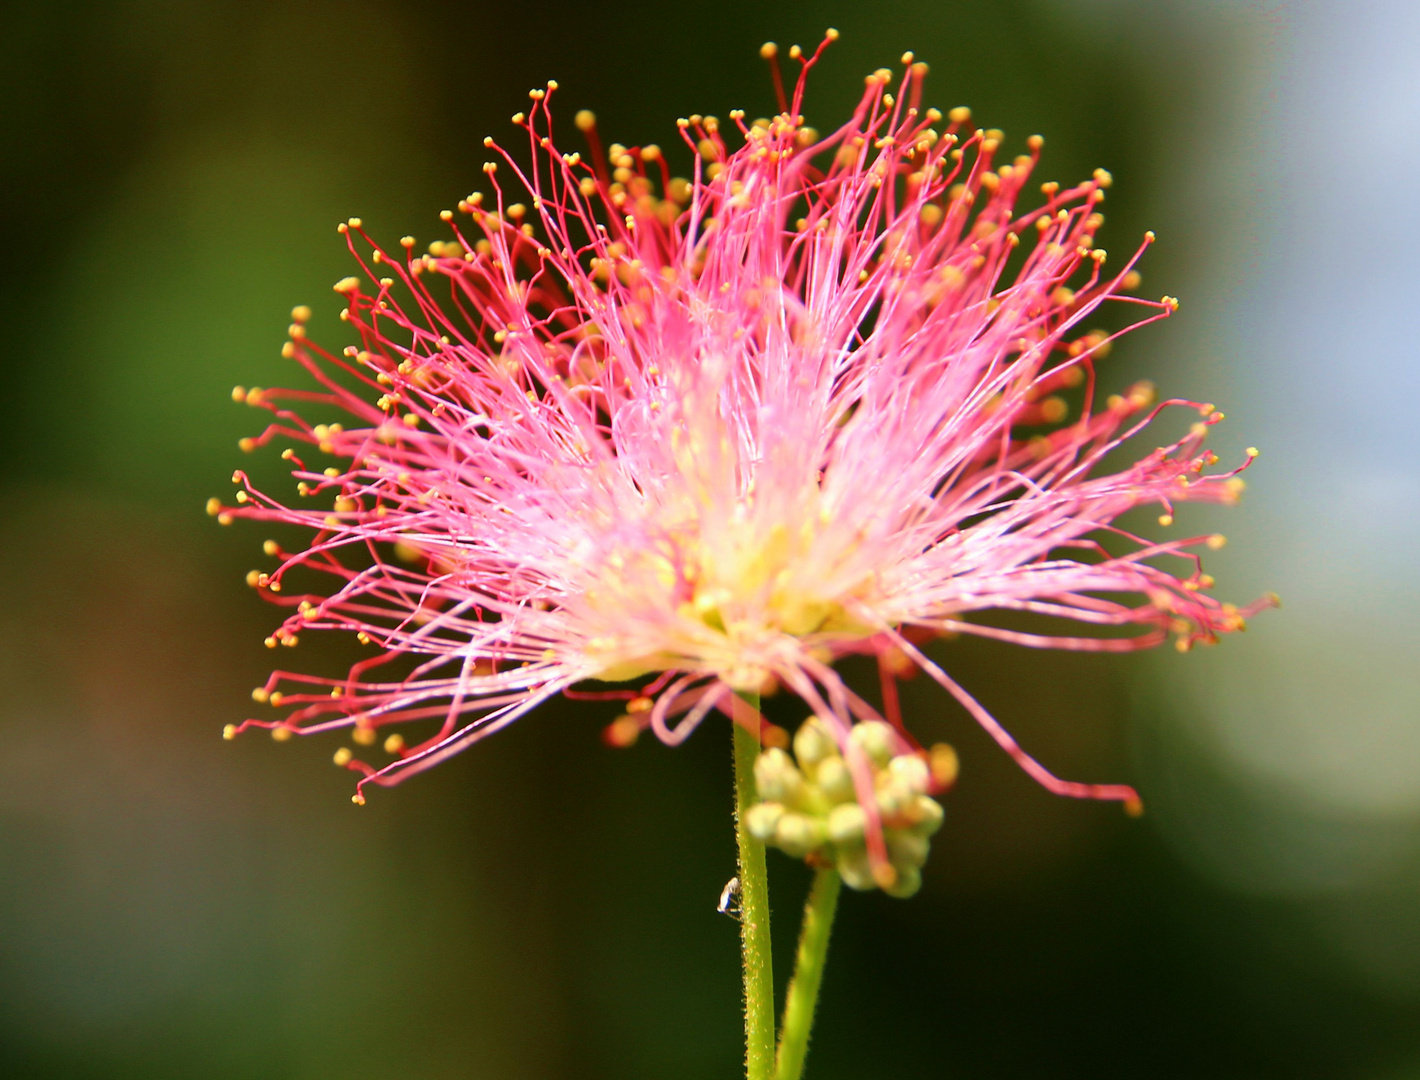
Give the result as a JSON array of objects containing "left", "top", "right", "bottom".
[
  {"left": 760, "top": 41, "right": 777, "bottom": 58},
  {"left": 1124, "top": 797, "right": 1145, "bottom": 818},
  {"left": 334, "top": 747, "right": 353, "bottom": 766},
  {"left": 929, "top": 743, "right": 960, "bottom": 788},
  {"left": 222, "top": 724, "right": 237, "bottom": 741}
]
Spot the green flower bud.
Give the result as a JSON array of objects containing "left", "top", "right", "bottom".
[
  {"left": 905, "top": 794, "right": 944, "bottom": 836},
  {"left": 792, "top": 717, "right": 838, "bottom": 769},
  {"left": 888, "top": 753, "right": 929, "bottom": 796},
  {"left": 746, "top": 720, "right": 949, "bottom": 900},
  {"left": 754, "top": 747, "right": 804, "bottom": 803},
  {"left": 836, "top": 850, "right": 876, "bottom": 892},
  {"left": 848, "top": 720, "right": 895, "bottom": 768},
  {"left": 814, "top": 756, "right": 856, "bottom": 804},
  {"left": 745, "top": 801, "right": 785, "bottom": 842},
  {"left": 774, "top": 811, "right": 826, "bottom": 858},
  {"left": 826, "top": 802, "right": 867, "bottom": 846},
  {"left": 887, "top": 830, "right": 930, "bottom": 869},
  {"left": 875, "top": 780, "right": 910, "bottom": 820},
  {"left": 882, "top": 864, "right": 922, "bottom": 899}
]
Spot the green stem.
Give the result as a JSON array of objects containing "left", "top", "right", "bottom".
[
  {"left": 774, "top": 867, "right": 842, "bottom": 1080},
  {"left": 732, "top": 697, "right": 775, "bottom": 1080}
]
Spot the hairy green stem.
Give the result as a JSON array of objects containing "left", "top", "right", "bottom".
[
  {"left": 732, "top": 698, "right": 775, "bottom": 1080},
  {"left": 774, "top": 866, "right": 842, "bottom": 1080}
]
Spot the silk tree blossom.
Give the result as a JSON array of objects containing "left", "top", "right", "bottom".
[{"left": 215, "top": 39, "right": 1272, "bottom": 861}]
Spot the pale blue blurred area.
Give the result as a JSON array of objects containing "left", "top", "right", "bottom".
[{"left": 1065, "top": 0, "right": 1420, "bottom": 1004}]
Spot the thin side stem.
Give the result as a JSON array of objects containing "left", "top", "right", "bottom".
[
  {"left": 732, "top": 696, "right": 775, "bottom": 1080},
  {"left": 774, "top": 867, "right": 842, "bottom": 1080}
]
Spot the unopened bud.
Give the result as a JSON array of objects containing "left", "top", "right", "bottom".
[
  {"left": 887, "top": 831, "right": 929, "bottom": 869},
  {"left": 849, "top": 720, "right": 895, "bottom": 768},
  {"left": 837, "top": 851, "right": 875, "bottom": 891},
  {"left": 773, "top": 812, "right": 825, "bottom": 858},
  {"left": 876, "top": 782, "right": 910, "bottom": 819},
  {"left": 826, "top": 802, "right": 867, "bottom": 846},
  {"left": 888, "top": 754, "right": 929, "bottom": 796},
  {"left": 906, "top": 795, "right": 945, "bottom": 836},
  {"left": 813, "top": 756, "right": 856, "bottom": 804},
  {"left": 795, "top": 715, "right": 834, "bottom": 766},
  {"left": 754, "top": 747, "right": 805, "bottom": 803},
  {"left": 881, "top": 864, "right": 922, "bottom": 899},
  {"left": 793, "top": 717, "right": 837, "bottom": 768},
  {"left": 745, "top": 801, "right": 785, "bottom": 842}
]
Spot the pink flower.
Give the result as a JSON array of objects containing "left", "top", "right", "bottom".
[{"left": 216, "top": 36, "right": 1272, "bottom": 846}]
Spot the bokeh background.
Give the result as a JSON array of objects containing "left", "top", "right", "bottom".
[{"left": 3, "top": 0, "right": 1418, "bottom": 1076}]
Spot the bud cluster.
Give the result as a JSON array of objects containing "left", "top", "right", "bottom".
[{"left": 746, "top": 719, "right": 943, "bottom": 898}]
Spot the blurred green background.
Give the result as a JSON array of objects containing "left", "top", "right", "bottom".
[{"left": 3, "top": 0, "right": 1419, "bottom": 1077}]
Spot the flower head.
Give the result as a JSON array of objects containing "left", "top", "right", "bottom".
[
  {"left": 747, "top": 718, "right": 946, "bottom": 898},
  {"left": 216, "top": 36, "right": 1272, "bottom": 855}
]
